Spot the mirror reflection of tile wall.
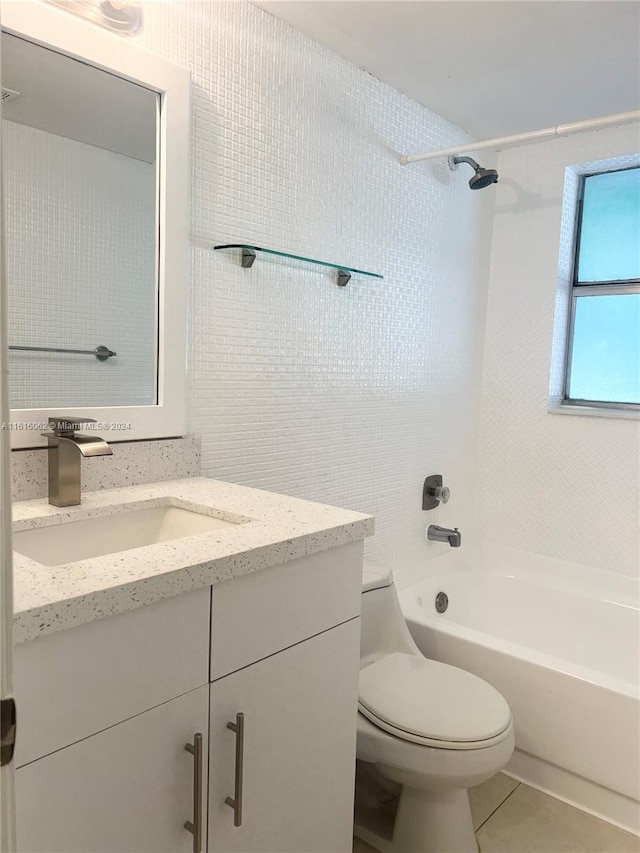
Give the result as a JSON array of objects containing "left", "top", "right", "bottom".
[{"left": 2, "top": 32, "right": 158, "bottom": 409}]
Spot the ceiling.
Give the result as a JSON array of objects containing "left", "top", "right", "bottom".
[
  {"left": 254, "top": 1, "right": 640, "bottom": 141},
  {"left": 2, "top": 32, "right": 157, "bottom": 162}
]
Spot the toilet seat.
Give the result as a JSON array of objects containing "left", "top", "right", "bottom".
[{"left": 358, "top": 653, "right": 512, "bottom": 750}]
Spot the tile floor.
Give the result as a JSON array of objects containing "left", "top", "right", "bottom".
[{"left": 353, "top": 773, "right": 640, "bottom": 853}]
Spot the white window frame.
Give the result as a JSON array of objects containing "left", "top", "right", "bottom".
[
  {"left": 2, "top": 1, "right": 189, "bottom": 448},
  {"left": 561, "top": 164, "right": 640, "bottom": 413}
]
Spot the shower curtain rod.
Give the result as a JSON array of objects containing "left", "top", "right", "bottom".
[{"left": 399, "top": 110, "right": 640, "bottom": 165}]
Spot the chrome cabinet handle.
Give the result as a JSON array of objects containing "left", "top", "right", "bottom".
[
  {"left": 224, "top": 712, "right": 245, "bottom": 827},
  {"left": 184, "top": 733, "right": 203, "bottom": 853}
]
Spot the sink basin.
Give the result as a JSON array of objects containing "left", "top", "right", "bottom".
[{"left": 13, "top": 502, "right": 242, "bottom": 566}]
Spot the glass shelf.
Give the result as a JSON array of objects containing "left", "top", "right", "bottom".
[{"left": 213, "top": 244, "right": 383, "bottom": 286}]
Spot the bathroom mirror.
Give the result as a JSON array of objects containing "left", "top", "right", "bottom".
[
  {"left": 3, "top": 32, "right": 158, "bottom": 410},
  {"left": 2, "top": 2, "right": 189, "bottom": 447}
]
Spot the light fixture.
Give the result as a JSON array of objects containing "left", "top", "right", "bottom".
[{"left": 42, "top": 0, "right": 143, "bottom": 36}]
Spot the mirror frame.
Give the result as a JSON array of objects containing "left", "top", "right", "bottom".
[{"left": 2, "top": 1, "right": 189, "bottom": 448}]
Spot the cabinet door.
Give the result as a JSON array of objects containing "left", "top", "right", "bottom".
[
  {"left": 16, "top": 685, "right": 208, "bottom": 853},
  {"left": 208, "top": 618, "right": 360, "bottom": 853}
]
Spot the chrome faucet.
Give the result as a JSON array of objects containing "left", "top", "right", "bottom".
[
  {"left": 427, "top": 524, "right": 462, "bottom": 548},
  {"left": 42, "top": 416, "right": 113, "bottom": 507}
]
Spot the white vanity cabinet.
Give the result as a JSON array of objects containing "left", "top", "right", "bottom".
[
  {"left": 14, "top": 541, "right": 364, "bottom": 853},
  {"left": 16, "top": 685, "right": 209, "bottom": 853}
]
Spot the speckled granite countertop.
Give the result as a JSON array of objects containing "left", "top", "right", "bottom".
[{"left": 12, "top": 478, "right": 374, "bottom": 644}]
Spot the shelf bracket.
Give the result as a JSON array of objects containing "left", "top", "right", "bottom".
[
  {"left": 337, "top": 270, "right": 351, "bottom": 287},
  {"left": 241, "top": 249, "right": 257, "bottom": 269}
]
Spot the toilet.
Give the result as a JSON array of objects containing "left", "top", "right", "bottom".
[{"left": 355, "top": 564, "right": 514, "bottom": 853}]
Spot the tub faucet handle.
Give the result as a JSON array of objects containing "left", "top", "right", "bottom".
[
  {"left": 433, "top": 485, "right": 450, "bottom": 504},
  {"left": 423, "top": 474, "right": 451, "bottom": 510}
]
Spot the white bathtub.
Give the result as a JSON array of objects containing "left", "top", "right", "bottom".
[{"left": 399, "top": 548, "right": 640, "bottom": 833}]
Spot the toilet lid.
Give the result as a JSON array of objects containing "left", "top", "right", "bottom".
[{"left": 358, "top": 653, "right": 511, "bottom": 748}]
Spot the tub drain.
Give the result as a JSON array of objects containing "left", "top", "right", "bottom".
[{"left": 435, "top": 591, "right": 448, "bottom": 613}]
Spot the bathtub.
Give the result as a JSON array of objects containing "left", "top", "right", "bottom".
[{"left": 399, "top": 547, "right": 640, "bottom": 834}]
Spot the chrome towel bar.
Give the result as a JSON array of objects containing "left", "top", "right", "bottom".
[{"left": 9, "top": 344, "right": 117, "bottom": 361}]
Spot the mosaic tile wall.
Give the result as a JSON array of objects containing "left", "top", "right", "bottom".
[
  {"left": 11, "top": 4, "right": 630, "bottom": 582},
  {"left": 477, "top": 124, "right": 640, "bottom": 577},
  {"left": 136, "top": 0, "right": 496, "bottom": 576}
]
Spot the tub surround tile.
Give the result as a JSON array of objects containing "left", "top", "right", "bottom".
[
  {"left": 12, "top": 477, "right": 374, "bottom": 644},
  {"left": 477, "top": 129, "right": 640, "bottom": 579},
  {"left": 10, "top": 435, "right": 201, "bottom": 502},
  {"left": 469, "top": 773, "right": 520, "bottom": 831},
  {"left": 476, "top": 783, "right": 640, "bottom": 852}
]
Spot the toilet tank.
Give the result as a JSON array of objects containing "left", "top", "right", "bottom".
[{"left": 360, "top": 563, "right": 421, "bottom": 663}]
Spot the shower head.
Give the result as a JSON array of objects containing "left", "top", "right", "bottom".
[{"left": 448, "top": 155, "right": 498, "bottom": 190}]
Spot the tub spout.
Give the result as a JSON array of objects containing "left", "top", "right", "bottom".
[{"left": 427, "top": 525, "right": 461, "bottom": 547}]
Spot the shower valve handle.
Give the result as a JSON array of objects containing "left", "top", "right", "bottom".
[
  {"left": 433, "top": 485, "right": 450, "bottom": 504},
  {"left": 422, "top": 475, "right": 451, "bottom": 510}
]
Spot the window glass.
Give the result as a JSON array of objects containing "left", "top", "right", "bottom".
[
  {"left": 577, "top": 168, "right": 640, "bottom": 283},
  {"left": 569, "top": 293, "right": 640, "bottom": 404}
]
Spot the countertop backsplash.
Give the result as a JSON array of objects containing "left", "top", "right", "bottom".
[{"left": 10, "top": 435, "right": 201, "bottom": 502}]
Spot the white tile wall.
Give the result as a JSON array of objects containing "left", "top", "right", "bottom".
[
  {"left": 11, "top": 3, "right": 631, "bottom": 585},
  {"left": 4, "top": 121, "right": 156, "bottom": 408},
  {"left": 135, "top": 0, "right": 495, "bottom": 576},
  {"left": 477, "top": 124, "right": 640, "bottom": 577}
]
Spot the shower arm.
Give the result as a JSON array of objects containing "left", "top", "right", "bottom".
[
  {"left": 449, "top": 155, "right": 479, "bottom": 170},
  {"left": 399, "top": 110, "right": 640, "bottom": 166}
]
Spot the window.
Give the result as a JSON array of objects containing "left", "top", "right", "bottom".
[{"left": 564, "top": 166, "right": 640, "bottom": 410}]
